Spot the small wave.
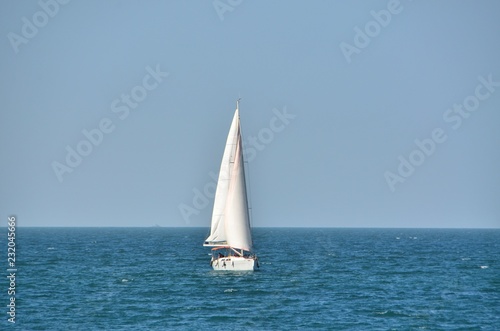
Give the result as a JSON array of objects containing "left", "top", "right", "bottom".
[
  {"left": 224, "top": 288, "right": 237, "bottom": 293},
  {"left": 441, "top": 291, "right": 456, "bottom": 300},
  {"left": 47, "top": 247, "right": 55, "bottom": 250},
  {"left": 121, "top": 279, "right": 130, "bottom": 282},
  {"left": 480, "top": 266, "right": 489, "bottom": 269},
  {"left": 461, "top": 257, "right": 471, "bottom": 261},
  {"left": 374, "top": 310, "right": 411, "bottom": 318},
  {"left": 395, "top": 237, "right": 400, "bottom": 240},
  {"left": 183, "top": 306, "right": 201, "bottom": 311}
]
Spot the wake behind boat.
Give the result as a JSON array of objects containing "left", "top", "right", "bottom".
[{"left": 203, "top": 100, "right": 258, "bottom": 271}]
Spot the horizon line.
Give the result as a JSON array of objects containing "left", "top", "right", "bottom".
[{"left": 7, "top": 225, "right": 500, "bottom": 230}]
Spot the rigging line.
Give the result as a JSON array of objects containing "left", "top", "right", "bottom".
[
  {"left": 246, "top": 157, "right": 253, "bottom": 229},
  {"left": 242, "top": 141, "right": 254, "bottom": 232}
]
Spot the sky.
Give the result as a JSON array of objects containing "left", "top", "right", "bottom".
[{"left": 1, "top": 0, "right": 499, "bottom": 228}]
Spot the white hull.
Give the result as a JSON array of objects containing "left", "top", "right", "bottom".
[{"left": 211, "top": 256, "right": 258, "bottom": 271}]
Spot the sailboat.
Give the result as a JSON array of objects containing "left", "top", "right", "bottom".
[{"left": 203, "top": 100, "right": 259, "bottom": 271}]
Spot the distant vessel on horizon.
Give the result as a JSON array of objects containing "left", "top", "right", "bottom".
[{"left": 203, "top": 100, "right": 258, "bottom": 271}]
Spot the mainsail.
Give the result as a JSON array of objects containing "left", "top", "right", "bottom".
[{"left": 204, "top": 103, "right": 252, "bottom": 252}]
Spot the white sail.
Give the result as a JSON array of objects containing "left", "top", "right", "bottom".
[
  {"left": 204, "top": 108, "right": 240, "bottom": 246},
  {"left": 224, "top": 126, "right": 252, "bottom": 251}
]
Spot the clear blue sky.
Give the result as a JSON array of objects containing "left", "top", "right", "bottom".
[{"left": 1, "top": 1, "right": 499, "bottom": 228}]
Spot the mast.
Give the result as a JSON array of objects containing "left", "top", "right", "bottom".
[{"left": 237, "top": 98, "right": 254, "bottom": 250}]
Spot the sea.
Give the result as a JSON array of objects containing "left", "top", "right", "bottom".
[{"left": 1, "top": 227, "right": 499, "bottom": 330}]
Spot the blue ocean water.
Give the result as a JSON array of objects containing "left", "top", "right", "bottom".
[{"left": 1, "top": 227, "right": 499, "bottom": 330}]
